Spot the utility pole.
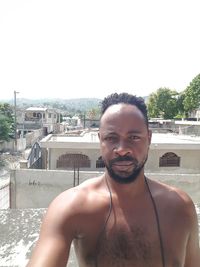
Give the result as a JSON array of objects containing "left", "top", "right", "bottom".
[
  {"left": 83, "top": 113, "right": 86, "bottom": 128},
  {"left": 14, "top": 90, "right": 19, "bottom": 151}
]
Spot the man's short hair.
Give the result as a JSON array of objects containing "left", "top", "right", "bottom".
[{"left": 100, "top": 92, "right": 149, "bottom": 127}]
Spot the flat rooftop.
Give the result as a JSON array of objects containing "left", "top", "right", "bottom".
[
  {"left": 26, "top": 107, "right": 47, "bottom": 112},
  {"left": 40, "top": 132, "right": 200, "bottom": 149},
  {"left": 151, "top": 133, "right": 200, "bottom": 144}
]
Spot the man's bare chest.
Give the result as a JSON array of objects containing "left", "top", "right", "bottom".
[
  {"left": 74, "top": 207, "right": 186, "bottom": 267},
  {"left": 95, "top": 222, "right": 161, "bottom": 267}
]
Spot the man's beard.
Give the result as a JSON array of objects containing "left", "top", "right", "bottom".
[{"left": 104, "top": 155, "right": 147, "bottom": 184}]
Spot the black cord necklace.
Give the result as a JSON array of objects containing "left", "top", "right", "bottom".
[
  {"left": 95, "top": 175, "right": 165, "bottom": 267},
  {"left": 145, "top": 176, "right": 165, "bottom": 267}
]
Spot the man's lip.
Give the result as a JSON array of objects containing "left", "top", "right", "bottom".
[
  {"left": 112, "top": 162, "right": 134, "bottom": 172},
  {"left": 112, "top": 161, "right": 134, "bottom": 166}
]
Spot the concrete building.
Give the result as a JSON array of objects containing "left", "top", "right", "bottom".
[
  {"left": 39, "top": 131, "right": 200, "bottom": 174},
  {"left": 17, "top": 107, "right": 61, "bottom": 135}
]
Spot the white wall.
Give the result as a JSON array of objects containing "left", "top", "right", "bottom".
[
  {"left": 10, "top": 169, "right": 103, "bottom": 208},
  {"left": 145, "top": 149, "right": 200, "bottom": 174},
  {"left": 10, "top": 169, "right": 200, "bottom": 208},
  {"left": 49, "top": 147, "right": 101, "bottom": 170},
  {"left": 47, "top": 147, "right": 200, "bottom": 174}
]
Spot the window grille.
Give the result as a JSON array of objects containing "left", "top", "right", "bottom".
[
  {"left": 96, "top": 156, "right": 105, "bottom": 168},
  {"left": 56, "top": 153, "right": 91, "bottom": 169},
  {"left": 159, "top": 152, "right": 180, "bottom": 167}
]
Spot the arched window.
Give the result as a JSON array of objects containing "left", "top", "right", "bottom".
[
  {"left": 159, "top": 152, "right": 180, "bottom": 167},
  {"left": 96, "top": 156, "right": 105, "bottom": 168},
  {"left": 56, "top": 153, "right": 91, "bottom": 169}
]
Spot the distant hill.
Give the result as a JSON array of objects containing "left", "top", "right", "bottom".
[
  {"left": 0, "top": 97, "right": 102, "bottom": 114},
  {"left": 0, "top": 95, "right": 149, "bottom": 114}
]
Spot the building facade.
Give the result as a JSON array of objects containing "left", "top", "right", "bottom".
[{"left": 40, "top": 131, "right": 200, "bottom": 174}]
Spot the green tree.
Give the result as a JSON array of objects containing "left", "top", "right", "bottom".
[
  {"left": 0, "top": 103, "right": 14, "bottom": 141},
  {"left": 0, "top": 115, "right": 11, "bottom": 141},
  {"left": 147, "top": 88, "right": 179, "bottom": 119},
  {"left": 147, "top": 92, "right": 160, "bottom": 118},
  {"left": 175, "top": 92, "right": 186, "bottom": 118},
  {"left": 0, "top": 103, "right": 13, "bottom": 120},
  {"left": 183, "top": 73, "right": 200, "bottom": 114},
  {"left": 86, "top": 107, "right": 100, "bottom": 120}
]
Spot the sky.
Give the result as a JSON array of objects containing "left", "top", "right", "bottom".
[{"left": 0, "top": 0, "right": 200, "bottom": 100}]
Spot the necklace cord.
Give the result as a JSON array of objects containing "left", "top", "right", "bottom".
[
  {"left": 95, "top": 176, "right": 165, "bottom": 267},
  {"left": 104, "top": 176, "right": 113, "bottom": 232},
  {"left": 145, "top": 176, "right": 165, "bottom": 267}
]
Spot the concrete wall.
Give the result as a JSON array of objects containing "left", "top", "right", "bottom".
[
  {"left": 47, "top": 146, "right": 200, "bottom": 174},
  {"left": 145, "top": 149, "right": 200, "bottom": 174},
  {"left": 10, "top": 169, "right": 104, "bottom": 208},
  {"left": 0, "top": 138, "right": 26, "bottom": 152},
  {"left": 10, "top": 169, "right": 200, "bottom": 209},
  {"left": 25, "top": 129, "right": 43, "bottom": 147},
  {"left": 0, "top": 129, "right": 43, "bottom": 152},
  {"left": 0, "top": 181, "right": 10, "bottom": 209},
  {"left": 49, "top": 147, "right": 101, "bottom": 170}
]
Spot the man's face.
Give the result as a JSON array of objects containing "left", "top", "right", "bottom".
[{"left": 99, "top": 103, "right": 151, "bottom": 184}]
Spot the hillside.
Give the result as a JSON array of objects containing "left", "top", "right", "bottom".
[
  {"left": 0, "top": 98, "right": 102, "bottom": 114},
  {"left": 0, "top": 95, "right": 148, "bottom": 115}
]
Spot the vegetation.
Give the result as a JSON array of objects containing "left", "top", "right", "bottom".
[
  {"left": 183, "top": 74, "right": 200, "bottom": 115},
  {"left": 147, "top": 73, "right": 200, "bottom": 119},
  {"left": 86, "top": 107, "right": 101, "bottom": 120},
  {"left": 0, "top": 103, "right": 14, "bottom": 141},
  {"left": 147, "top": 88, "right": 178, "bottom": 119}
]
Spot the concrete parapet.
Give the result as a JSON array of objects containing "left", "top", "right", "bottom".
[
  {"left": 10, "top": 169, "right": 200, "bottom": 209},
  {"left": 10, "top": 169, "right": 103, "bottom": 208}
]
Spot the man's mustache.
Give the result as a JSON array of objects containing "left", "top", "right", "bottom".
[{"left": 109, "top": 155, "right": 138, "bottom": 165}]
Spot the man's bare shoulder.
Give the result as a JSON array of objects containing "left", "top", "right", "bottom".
[
  {"left": 43, "top": 175, "right": 108, "bottom": 235},
  {"left": 50, "top": 175, "right": 105, "bottom": 210},
  {"left": 147, "top": 178, "right": 196, "bottom": 218},
  {"left": 149, "top": 177, "right": 192, "bottom": 200}
]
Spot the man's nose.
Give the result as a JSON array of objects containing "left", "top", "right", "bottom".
[{"left": 114, "top": 140, "right": 131, "bottom": 156}]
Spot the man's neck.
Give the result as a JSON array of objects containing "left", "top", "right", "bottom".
[{"left": 104, "top": 172, "right": 148, "bottom": 200}]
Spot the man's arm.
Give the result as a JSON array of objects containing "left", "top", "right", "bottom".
[
  {"left": 27, "top": 192, "right": 76, "bottom": 267},
  {"left": 184, "top": 198, "right": 200, "bottom": 267}
]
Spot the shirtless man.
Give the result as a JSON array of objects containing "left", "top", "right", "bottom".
[{"left": 27, "top": 93, "right": 200, "bottom": 267}]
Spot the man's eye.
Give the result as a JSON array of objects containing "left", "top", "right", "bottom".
[
  {"left": 105, "top": 136, "right": 117, "bottom": 142},
  {"left": 129, "top": 135, "right": 140, "bottom": 141}
]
